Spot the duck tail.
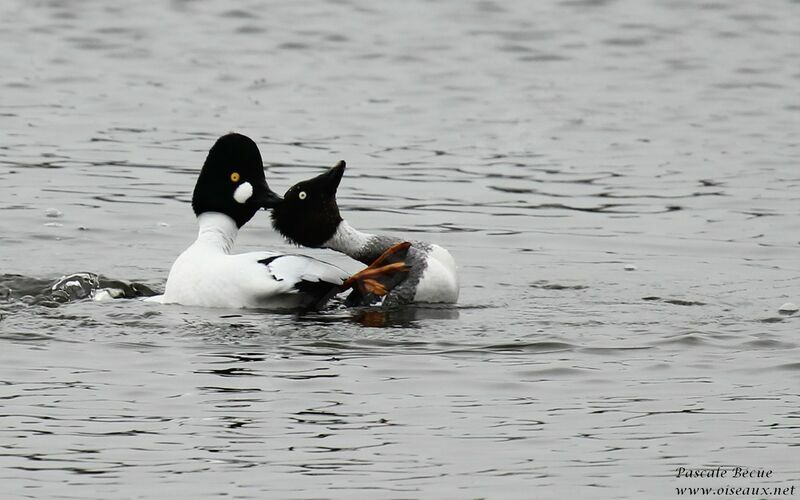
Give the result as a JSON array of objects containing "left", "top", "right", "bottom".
[{"left": 341, "top": 242, "right": 412, "bottom": 302}]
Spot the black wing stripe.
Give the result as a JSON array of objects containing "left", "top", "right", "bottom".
[{"left": 258, "top": 255, "right": 342, "bottom": 309}]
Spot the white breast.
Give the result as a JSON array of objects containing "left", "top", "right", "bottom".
[{"left": 412, "top": 244, "right": 459, "bottom": 303}]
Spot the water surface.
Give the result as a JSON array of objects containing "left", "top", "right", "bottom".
[{"left": 1, "top": 0, "right": 799, "bottom": 498}]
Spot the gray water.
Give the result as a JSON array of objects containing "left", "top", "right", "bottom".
[{"left": 2, "top": 0, "right": 799, "bottom": 498}]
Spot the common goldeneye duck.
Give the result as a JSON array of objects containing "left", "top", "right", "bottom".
[
  {"left": 155, "top": 134, "right": 409, "bottom": 310},
  {"left": 270, "top": 161, "right": 459, "bottom": 306}
]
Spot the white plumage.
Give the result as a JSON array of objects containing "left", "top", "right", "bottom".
[
  {"left": 325, "top": 221, "right": 459, "bottom": 304},
  {"left": 410, "top": 244, "right": 459, "bottom": 303},
  {"left": 154, "top": 213, "right": 347, "bottom": 309},
  {"left": 265, "top": 254, "right": 349, "bottom": 286}
]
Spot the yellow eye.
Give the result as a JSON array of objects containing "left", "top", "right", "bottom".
[
  {"left": 230, "top": 172, "right": 240, "bottom": 182},
  {"left": 298, "top": 191, "right": 307, "bottom": 200}
]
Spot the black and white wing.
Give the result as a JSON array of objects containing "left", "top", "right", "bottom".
[{"left": 258, "top": 254, "right": 349, "bottom": 309}]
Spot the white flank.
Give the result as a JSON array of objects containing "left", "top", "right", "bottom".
[
  {"left": 160, "top": 212, "right": 348, "bottom": 309},
  {"left": 413, "top": 244, "right": 460, "bottom": 303},
  {"left": 325, "top": 220, "right": 460, "bottom": 304}
]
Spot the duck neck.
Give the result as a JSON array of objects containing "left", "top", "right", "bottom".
[
  {"left": 324, "top": 220, "right": 403, "bottom": 265},
  {"left": 195, "top": 212, "right": 239, "bottom": 254},
  {"left": 324, "top": 220, "right": 376, "bottom": 264}
]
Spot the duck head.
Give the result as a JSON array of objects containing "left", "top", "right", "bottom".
[
  {"left": 192, "top": 133, "right": 283, "bottom": 228},
  {"left": 270, "top": 160, "right": 345, "bottom": 247}
]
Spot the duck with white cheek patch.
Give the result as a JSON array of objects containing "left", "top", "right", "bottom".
[
  {"left": 270, "top": 161, "right": 460, "bottom": 306},
  {"left": 151, "top": 134, "right": 410, "bottom": 310}
]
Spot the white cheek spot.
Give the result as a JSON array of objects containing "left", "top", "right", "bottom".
[{"left": 233, "top": 182, "right": 253, "bottom": 204}]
